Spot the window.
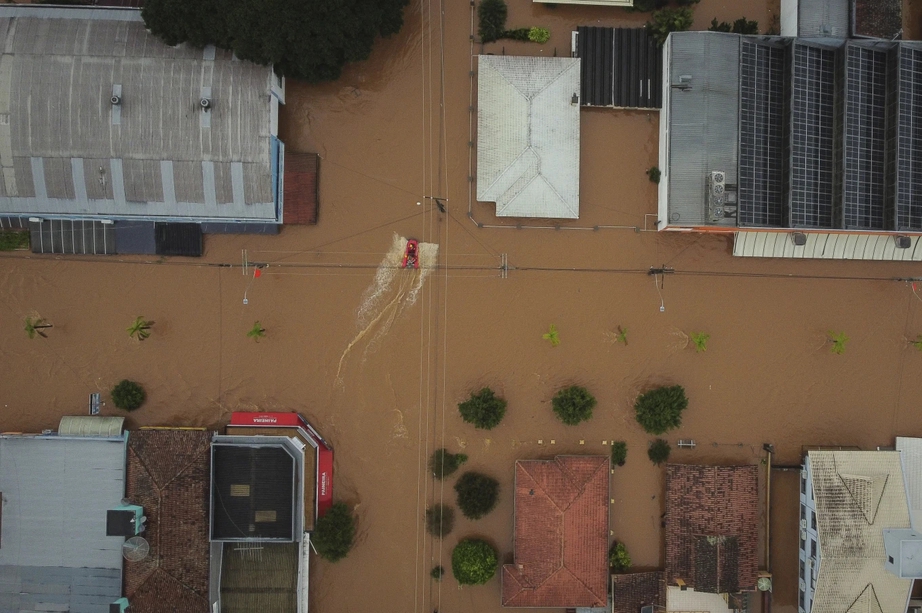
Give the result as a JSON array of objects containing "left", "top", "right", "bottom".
[
  {"left": 800, "top": 562, "right": 805, "bottom": 580},
  {"left": 801, "top": 504, "right": 806, "bottom": 521},
  {"left": 800, "top": 535, "right": 806, "bottom": 551},
  {"left": 811, "top": 511, "right": 816, "bottom": 530},
  {"left": 811, "top": 539, "right": 817, "bottom": 558},
  {"left": 800, "top": 589, "right": 805, "bottom": 609},
  {"left": 802, "top": 475, "right": 807, "bottom": 494}
]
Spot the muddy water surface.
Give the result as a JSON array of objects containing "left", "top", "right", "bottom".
[{"left": 0, "top": 1, "right": 919, "bottom": 612}]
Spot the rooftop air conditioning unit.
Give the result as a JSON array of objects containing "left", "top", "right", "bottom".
[
  {"left": 707, "top": 171, "right": 727, "bottom": 222},
  {"left": 200, "top": 97, "right": 212, "bottom": 110},
  {"left": 801, "top": 519, "right": 807, "bottom": 529}
]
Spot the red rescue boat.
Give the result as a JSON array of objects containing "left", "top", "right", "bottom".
[{"left": 402, "top": 239, "right": 420, "bottom": 269}]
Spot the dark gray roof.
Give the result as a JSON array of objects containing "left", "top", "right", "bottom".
[
  {"left": 0, "top": 7, "right": 281, "bottom": 223},
  {"left": 0, "top": 435, "right": 126, "bottom": 613}
]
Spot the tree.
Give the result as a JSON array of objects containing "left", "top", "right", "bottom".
[
  {"left": 24, "top": 316, "right": 52, "bottom": 339},
  {"left": 431, "top": 565, "right": 445, "bottom": 580},
  {"left": 458, "top": 388, "right": 507, "bottom": 430},
  {"left": 425, "top": 504, "right": 455, "bottom": 538},
  {"left": 552, "top": 385, "right": 596, "bottom": 426},
  {"left": 690, "top": 332, "right": 709, "bottom": 353},
  {"left": 454, "top": 472, "right": 499, "bottom": 520},
  {"left": 911, "top": 334, "right": 922, "bottom": 352},
  {"left": 142, "top": 0, "right": 410, "bottom": 83},
  {"left": 646, "top": 7, "right": 694, "bottom": 46},
  {"left": 648, "top": 439, "right": 671, "bottom": 465},
  {"left": 430, "top": 448, "right": 468, "bottom": 480},
  {"left": 609, "top": 542, "right": 631, "bottom": 572},
  {"left": 647, "top": 167, "right": 661, "bottom": 184},
  {"left": 111, "top": 380, "right": 146, "bottom": 411},
  {"left": 542, "top": 324, "right": 560, "bottom": 347},
  {"left": 828, "top": 331, "right": 848, "bottom": 355},
  {"left": 634, "top": 385, "right": 688, "bottom": 435},
  {"left": 247, "top": 321, "right": 266, "bottom": 342},
  {"left": 478, "top": 0, "right": 508, "bottom": 43},
  {"left": 452, "top": 538, "right": 498, "bottom": 585},
  {"left": 709, "top": 17, "right": 759, "bottom": 34},
  {"left": 312, "top": 502, "right": 356, "bottom": 562},
  {"left": 611, "top": 441, "right": 628, "bottom": 467},
  {"left": 127, "top": 316, "right": 154, "bottom": 341}
]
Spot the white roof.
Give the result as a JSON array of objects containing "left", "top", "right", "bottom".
[
  {"left": 808, "top": 450, "right": 913, "bottom": 613},
  {"left": 896, "top": 437, "right": 922, "bottom": 529},
  {"left": 476, "top": 55, "right": 580, "bottom": 219}
]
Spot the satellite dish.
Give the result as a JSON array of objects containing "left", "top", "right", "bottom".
[
  {"left": 122, "top": 536, "right": 150, "bottom": 562},
  {"left": 757, "top": 576, "right": 772, "bottom": 592}
]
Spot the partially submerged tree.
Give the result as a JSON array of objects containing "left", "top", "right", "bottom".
[
  {"left": 24, "top": 316, "right": 52, "bottom": 339},
  {"left": 542, "top": 324, "right": 560, "bottom": 347},
  {"left": 634, "top": 385, "right": 688, "bottom": 435},
  {"left": 648, "top": 439, "right": 671, "bottom": 465},
  {"left": 611, "top": 441, "right": 628, "bottom": 467},
  {"left": 828, "top": 331, "right": 848, "bottom": 355},
  {"left": 127, "top": 316, "right": 154, "bottom": 341},
  {"left": 452, "top": 538, "right": 498, "bottom": 585},
  {"left": 454, "top": 472, "right": 499, "bottom": 520},
  {"left": 111, "top": 380, "right": 146, "bottom": 411},
  {"left": 609, "top": 542, "right": 631, "bottom": 572},
  {"left": 312, "top": 502, "right": 356, "bottom": 562},
  {"left": 478, "top": 0, "right": 508, "bottom": 43},
  {"left": 690, "top": 332, "right": 710, "bottom": 353},
  {"left": 247, "top": 321, "right": 266, "bottom": 342},
  {"left": 425, "top": 504, "right": 455, "bottom": 538},
  {"left": 552, "top": 385, "right": 596, "bottom": 425},
  {"left": 142, "top": 0, "right": 410, "bottom": 83},
  {"left": 458, "top": 388, "right": 507, "bottom": 430},
  {"left": 430, "top": 448, "right": 468, "bottom": 480}
]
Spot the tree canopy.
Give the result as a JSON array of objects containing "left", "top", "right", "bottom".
[
  {"left": 458, "top": 388, "right": 507, "bottom": 430},
  {"left": 634, "top": 385, "right": 688, "bottom": 435},
  {"left": 452, "top": 539, "right": 498, "bottom": 585},
  {"left": 454, "top": 472, "right": 499, "bottom": 520},
  {"left": 312, "top": 502, "right": 356, "bottom": 562},
  {"left": 551, "top": 385, "right": 596, "bottom": 425},
  {"left": 142, "top": 0, "right": 410, "bottom": 82}
]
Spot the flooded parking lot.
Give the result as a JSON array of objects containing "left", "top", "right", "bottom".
[{"left": 2, "top": 0, "right": 922, "bottom": 611}]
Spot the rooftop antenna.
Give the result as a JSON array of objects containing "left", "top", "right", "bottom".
[{"left": 122, "top": 536, "right": 150, "bottom": 562}]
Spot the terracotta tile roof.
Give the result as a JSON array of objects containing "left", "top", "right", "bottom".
[
  {"left": 664, "top": 464, "right": 759, "bottom": 594},
  {"left": 612, "top": 571, "right": 665, "bottom": 613},
  {"left": 283, "top": 152, "right": 319, "bottom": 225},
  {"left": 502, "top": 455, "right": 609, "bottom": 608},
  {"left": 124, "top": 430, "right": 213, "bottom": 613},
  {"left": 854, "top": 0, "right": 902, "bottom": 39}
]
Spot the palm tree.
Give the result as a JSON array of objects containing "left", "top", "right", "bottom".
[
  {"left": 247, "top": 321, "right": 266, "bottom": 342},
  {"left": 127, "top": 316, "right": 154, "bottom": 341},
  {"left": 24, "top": 316, "right": 52, "bottom": 339}
]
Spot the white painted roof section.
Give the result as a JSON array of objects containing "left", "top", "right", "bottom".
[
  {"left": 477, "top": 55, "right": 580, "bottom": 219},
  {"left": 808, "top": 450, "right": 913, "bottom": 613},
  {"left": 0, "top": 7, "right": 278, "bottom": 222},
  {"left": 665, "top": 586, "right": 732, "bottom": 613},
  {"left": 896, "top": 437, "right": 922, "bottom": 530},
  {"left": 733, "top": 232, "right": 922, "bottom": 260}
]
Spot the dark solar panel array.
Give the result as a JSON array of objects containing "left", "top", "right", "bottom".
[
  {"left": 843, "top": 46, "right": 887, "bottom": 229},
  {"left": 790, "top": 45, "right": 837, "bottom": 228},
  {"left": 739, "top": 41, "right": 785, "bottom": 227},
  {"left": 897, "top": 47, "right": 922, "bottom": 230},
  {"left": 577, "top": 27, "right": 662, "bottom": 109}
]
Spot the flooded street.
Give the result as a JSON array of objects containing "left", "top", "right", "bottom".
[{"left": 1, "top": 0, "right": 921, "bottom": 612}]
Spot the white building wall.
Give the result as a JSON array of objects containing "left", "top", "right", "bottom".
[
  {"left": 799, "top": 456, "right": 820, "bottom": 613},
  {"left": 780, "top": 0, "right": 799, "bottom": 36}
]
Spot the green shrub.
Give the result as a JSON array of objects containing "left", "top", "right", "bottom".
[
  {"left": 611, "top": 441, "right": 627, "bottom": 467},
  {"left": 646, "top": 7, "right": 694, "bottom": 46},
  {"left": 543, "top": 324, "right": 560, "bottom": 347},
  {"left": 452, "top": 538, "right": 498, "bottom": 585},
  {"left": 312, "top": 502, "right": 356, "bottom": 562},
  {"left": 502, "top": 27, "right": 530, "bottom": 41},
  {"left": 648, "top": 439, "right": 671, "bottom": 465},
  {"left": 709, "top": 17, "right": 759, "bottom": 33},
  {"left": 478, "top": 0, "right": 508, "bottom": 43},
  {"left": 111, "top": 380, "right": 146, "bottom": 411},
  {"left": 647, "top": 167, "right": 661, "bottom": 184},
  {"left": 431, "top": 565, "right": 445, "bottom": 580},
  {"left": 528, "top": 27, "right": 550, "bottom": 43},
  {"left": 552, "top": 385, "right": 596, "bottom": 425},
  {"left": 459, "top": 388, "right": 507, "bottom": 430},
  {"left": 690, "top": 332, "right": 709, "bottom": 353},
  {"left": 430, "top": 448, "right": 468, "bottom": 479},
  {"left": 675, "top": 0, "right": 700, "bottom": 5},
  {"left": 629, "top": 0, "right": 668, "bottom": 12},
  {"left": 634, "top": 385, "right": 688, "bottom": 435},
  {"left": 609, "top": 541, "right": 631, "bottom": 572},
  {"left": 425, "top": 504, "right": 455, "bottom": 538},
  {"left": 828, "top": 331, "right": 848, "bottom": 355},
  {"left": 454, "top": 472, "right": 499, "bottom": 519},
  {"left": 0, "top": 230, "right": 29, "bottom": 251},
  {"left": 911, "top": 334, "right": 922, "bottom": 352},
  {"left": 708, "top": 17, "right": 732, "bottom": 32}
]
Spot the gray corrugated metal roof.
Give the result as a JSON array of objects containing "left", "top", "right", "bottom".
[
  {"left": 798, "top": 0, "right": 849, "bottom": 37},
  {"left": 0, "top": 436, "right": 126, "bottom": 613},
  {"left": 476, "top": 56, "right": 581, "bottom": 219},
  {"left": 0, "top": 7, "right": 279, "bottom": 222},
  {"left": 665, "top": 32, "right": 740, "bottom": 227}
]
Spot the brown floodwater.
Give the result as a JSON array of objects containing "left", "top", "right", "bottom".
[{"left": 1, "top": 0, "right": 920, "bottom": 612}]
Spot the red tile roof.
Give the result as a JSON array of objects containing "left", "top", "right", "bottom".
[
  {"left": 502, "top": 455, "right": 609, "bottom": 608},
  {"left": 124, "top": 430, "right": 213, "bottom": 613},
  {"left": 664, "top": 464, "right": 759, "bottom": 594},
  {"left": 283, "top": 152, "right": 319, "bottom": 225},
  {"left": 612, "top": 571, "right": 665, "bottom": 613}
]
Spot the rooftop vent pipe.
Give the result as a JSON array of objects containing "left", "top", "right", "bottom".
[
  {"left": 200, "top": 97, "right": 212, "bottom": 110},
  {"left": 110, "top": 95, "right": 121, "bottom": 105}
]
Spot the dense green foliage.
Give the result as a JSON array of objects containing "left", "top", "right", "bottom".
[
  {"left": 478, "top": 0, "right": 508, "bottom": 43},
  {"left": 430, "top": 448, "right": 468, "bottom": 480},
  {"left": 629, "top": 0, "right": 668, "bottom": 12},
  {"left": 111, "top": 380, "right": 146, "bottom": 411},
  {"left": 247, "top": 321, "right": 266, "bottom": 342},
  {"left": 611, "top": 441, "right": 628, "bottom": 467},
  {"left": 646, "top": 7, "right": 694, "bottom": 46},
  {"left": 425, "top": 504, "right": 455, "bottom": 538},
  {"left": 609, "top": 542, "right": 631, "bottom": 572},
  {"left": 24, "top": 316, "right": 51, "bottom": 340},
  {"left": 458, "top": 388, "right": 507, "bottom": 430},
  {"left": 528, "top": 27, "right": 551, "bottom": 43},
  {"left": 142, "top": 0, "right": 410, "bottom": 83},
  {"left": 452, "top": 539, "right": 498, "bottom": 585},
  {"left": 828, "top": 331, "right": 849, "bottom": 355},
  {"left": 647, "top": 167, "right": 661, "bottom": 184},
  {"left": 543, "top": 324, "right": 560, "bottom": 347},
  {"left": 454, "top": 472, "right": 499, "bottom": 520},
  {"left": 648, "top": 439, "right": 672, "bottom": 465},
  {"left": 312, "top": 502, "right": 356, "bottom": 562},
  {"left": 634, "top": 385, "right": 688, "bottom": 434},
  {"left": 552, "top": 385, "right": 596, "bottom": 425},
  {"left": 431, "top": 565, "right": 445, "bottom": 580},
  {"left": 690, "top": 332, "right": 710, "bottom": 353},
  {"left": 0, "top": 230, "right": 29, "bottom": 251},
  {"left": 709, "top": 17, "right": 759, "bottom": 34},
  {"left": 127, "top": 317, "right": 154, "bottom": 341}
]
